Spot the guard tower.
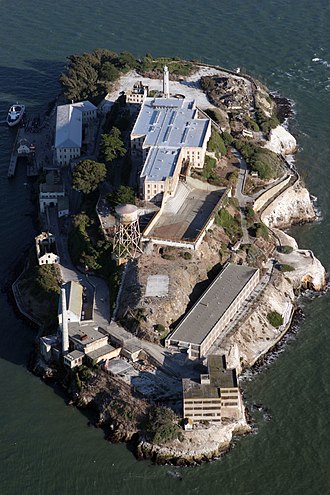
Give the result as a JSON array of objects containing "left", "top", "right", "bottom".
[
  {"left": 163, "top": 65, "right": 170, "bottom": 98},
  {"left": 112, "top": 204, "right": 142, "bottom": 264}
]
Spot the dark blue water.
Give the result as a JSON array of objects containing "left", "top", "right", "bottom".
[{"left": 0, "top": 1, "right": 329, "bottom": 494}]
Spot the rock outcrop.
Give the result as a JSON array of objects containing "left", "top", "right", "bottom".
[
  {"left": 264, "top": 125, "right": 297, "bottom": 155},
  {"left": 136, "top": 420, "right": 250, "bottom": 465},
  {"left": 220, "top": 271, "right": 296, "bottom": 373},
  {"left": 261, "top": 181, "right": 316, "bottom": 229}
]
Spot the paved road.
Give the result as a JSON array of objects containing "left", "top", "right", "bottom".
[{"left": 46, "top": 206, "right": 110, "bottom": 326}]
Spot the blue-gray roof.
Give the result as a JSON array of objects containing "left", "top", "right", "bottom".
[
  {"left": 55, "top": 105, "right": 82, "bottom": 148},
  {"left": 132, "top": 97, "right": 210, "bottom": 182}
]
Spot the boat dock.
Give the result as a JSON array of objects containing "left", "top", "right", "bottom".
[{"left": 7, "top": 112, "right": 54, "bottom": 178}]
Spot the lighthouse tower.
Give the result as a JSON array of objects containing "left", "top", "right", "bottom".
[{"left": 163, "top": 65, "right": 170, "bottom": 98}]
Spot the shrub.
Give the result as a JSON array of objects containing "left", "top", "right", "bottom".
[
  {"left": 215, "top": 208, "right": 242, "bottom": 240},
  {"left": 181, "top": 251, "right": 192, "bottom": 260},
  {"left": 277, "top": 245, "right": 294, "bottom": 254},
  {"left": 146, "top": 406, "right": 181, "bottom": 445},
  {"left": 278, "top": 263, "right": 295, "bottom": 272},
  {"left": 207, "top": 129, "right": 227, "bottom": 156},
  {"left": 155, "top": 324, "right": 166, "bottom": 333},
  {"left": 255, "top": 222, "right": 269, "bottom": 240},
  {"left": 267, "top": 311, "right": 284, "bottom": 328}
]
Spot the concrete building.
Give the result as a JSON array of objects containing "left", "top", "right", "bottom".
[
  {"left": 166, "top": 263, "right": 259, "bottom": 359},
  {"left": 54, "top": 100, "right": 97, "bottom": 166},
  {"left": 126, "top": 81, "right": 149, "bottom": 104},
  {"left": 183, "top": 355, "right": 242, "bottom": 424},
  {"left": 35, "top": 231, "right": 60, "bottom": 265},
  {"left": 63, "top": 349, "right": 84, "bottom": 368},
  {"left": 39, "top": 171, "right": 66, "bottom": 214},
  {"left": 131, "top": 97, "right": 211, "bottom": 204}
]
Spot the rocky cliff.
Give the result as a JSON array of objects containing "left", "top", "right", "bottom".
[
  {"left": 261, "top": 181, "right": 316, "bottom": 229},
  {"left": 264, "top": 125, "right": 297, "bottom": 155}
]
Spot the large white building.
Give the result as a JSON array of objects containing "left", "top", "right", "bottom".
[
  {"left": 131, "top": 97, "right": 211, "bottom": 204},
  {"left": 54, "top": 100, "right": 97, "bottom": 166},
  {"left": 166, "top": 263, "right": 260, "bottom": 359}
]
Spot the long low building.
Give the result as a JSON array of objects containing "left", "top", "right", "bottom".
[{"left": 165, "top": 263, "right": 259, "bottom": 359}]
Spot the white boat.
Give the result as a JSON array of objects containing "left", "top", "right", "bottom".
[{"left": 7, "top": 104, "right": 25, "bottom": 127}]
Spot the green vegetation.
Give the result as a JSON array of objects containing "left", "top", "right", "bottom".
[
  {"left": 155, "top": 323, "right": 166, "bottom": 334},
  {"left": 234, "top": 139, "right": 283, "bottom": 180},
  {"left": 146, "top": 406, "right": 182, "bottom": 445},
  {"left": 207, "top": 129, "right": 227, "bottom": 157},
  {"left": 254, "top": 106, "right": 279, "bottom": 135},
  {"left": 139, "top": 54, "right": 194, "bottom": 76},
  {"left": 204, "top": 108, "right": 227, "bottom": 127},
  {"left": 100, "top": 127, "right": 126, "bottom": 165},
  {"left": 244, "top": 114, "right": 260, "bottom": 132},
  {"left": 194, "top": 155, "right": 223, "bottom": 185},
  {"left": 267, "top": 310, "right": 284, "bottom": 328},
  {"left": 222, "top": 131, "right": 233, "bottom": 147},
  {"left": 277, "top": 245, "right": 294, "bottom": 254},
  {"left": 278, "top": 263, "right": 295, "bottom": 272},
  {"left": 72, "top": 160, "right": 106, "bottom": 195},
  {"left": 255, "top": 222, "right": 269, "bottom": 240},
  {"left": 60, "top": 49, "right": 137, "bottom": 102},
  {"left": 215, "top": 208, "right": 242, "bottom": 241},
  {"left": 181, "top": 251, "right": 192, "bottom": 260},
  {"left": 107, "top": 186, "right": 136, "bottom": 208}
]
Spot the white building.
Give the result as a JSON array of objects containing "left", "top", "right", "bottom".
[
  {"left": 54, "top": 100, "right": 97, "bottom": 166},
  {"left": 58, "top": 281, "right": 83, "bottom": 325},
  {"left": 131, "top": 97, "right": 211, "bottom": 203},
  {"left": 35, "top": 231, "right": 60, "bottom": 265}
]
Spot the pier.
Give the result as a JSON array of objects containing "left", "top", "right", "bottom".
[{"left": 7, "top": 112, "right": 54, "bottom": 178}]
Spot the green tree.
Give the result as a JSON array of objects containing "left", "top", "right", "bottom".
[
  {"left": 146, "top": 406, "right": 181, "bottom": 444},
  {"left": 107, "top": 185, "right": 135, "bottom": 207},
  {"left": 100, "top": 127, "right": 126, "bottom": 164},
  {"left": 99, "top": 62, "right": 120, "bottom": 82},
  {"left": 72, "top": 160, "right": 106, "bottom": 194}
]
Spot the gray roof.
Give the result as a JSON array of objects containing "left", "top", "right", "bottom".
[
  {"left": 71, "top": 100, "right": 97, "bottom": 111},
  {"left": 66, "top": 350, "right": 84, "bottom": 361},
  {"left": 55, "top": 105, "right": 82, "bottom": 149},
  {"left": 168, "top": 263, "right": 259, "bottom": 346},
  {"left": 208, "top": 355, "right": 237, "bottom": 388},
  {"left": 86, "top": 344, "right": 116, "bottom": 361},
  {"left": 68, "top": 323, "right": 107, "bottom": 346},
  {"left": 132, "top": 97, "right": 210, "bottom": 182},
  {"left": 141, "top": 147, "right": 180, "bottom": 181},
  {"left": 64, "top": 281, "right": 82, "bottom": 319}
]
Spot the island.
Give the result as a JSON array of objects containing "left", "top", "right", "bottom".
[{"left": 11, "top": 50, "right": 326, "bottom": 465}]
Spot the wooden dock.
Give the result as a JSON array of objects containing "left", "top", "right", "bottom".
[{"left": 7, "top": 127, "right": 22, "bottom": 178}]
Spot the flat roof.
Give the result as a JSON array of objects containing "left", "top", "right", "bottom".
[
  {"left": 86, "top": 344, "right": 116, "bottom": 361},
  {"left": 68, "top": 323, "right": 106, "bottom": 346},
  {"left": 140, "top": 147, "right": 180, "bottom": 182},
  {"left": 132, "top": 97, "right": 210, "bottom": 183},
  {"left": 65, "top": 281, "right": 83, "bottom": 319},
  {"left": 168, "top": 263, "right": 259, "bottom": 346},
  {"left": 55, "top": 105, "right": 82, "bottom": 149},
  {"left": 66, "top": 350, "right": 84, "bottom": 361},
  {"left": 105, "top": 358, "right": 134, "bottom": 375},
  {"left": 71, "top": 100, "right": 97, "bottom": 111},
  {"left": 208, "top": 355, "right": 237, "bottom": 388},
  {"left": 183, "top": 378, "right": 220, "bottom": 400}
]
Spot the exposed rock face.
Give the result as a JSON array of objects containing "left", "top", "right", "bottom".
[
  {"left": 261, "top": 182, "right": 316, "bottom": 229},
  {"left": 264, "top": 125, "right": 297, "bottom": 155},
  {"left": 220, "top": 271, "right": 296, "bottom": 373},
  {"left": 136, "top": 420, "right": 250, "bottom": 465}
]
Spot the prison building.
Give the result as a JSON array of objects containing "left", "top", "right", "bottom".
[
  {"left": 166, "top": 263, "right": 259, "bottom": 359},
  {"left": 131, "top": 97, "right": 211, "bottom": 203},
  {"left": 183, "top": 355, "right": 242, "bottom": 424}
]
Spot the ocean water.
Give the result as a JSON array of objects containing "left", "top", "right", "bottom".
[{"left": 0, "top": 1, "right": 329, "bottom": 494}]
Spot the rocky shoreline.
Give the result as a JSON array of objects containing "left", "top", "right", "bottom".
[{"left": 17, "top": 61, "right": 327, "bottom": 467}]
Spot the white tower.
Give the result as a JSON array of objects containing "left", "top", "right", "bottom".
[
  {"left": 112, "top": 204, "right": 143, "bottom": 264},
  {"left": 60, "top": 287, "right": 69, "bottom": 354},
  {"left": 163, "top": 65, "right": 170, "bottom": 98}
]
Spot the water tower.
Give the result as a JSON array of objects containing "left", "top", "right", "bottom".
[{"left": 112, "top": 204, "right": 142, "bottom": 264}]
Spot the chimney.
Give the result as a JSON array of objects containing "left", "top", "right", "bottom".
[{"left": 61, "top": 287, "right": 69, "bottom": 354}]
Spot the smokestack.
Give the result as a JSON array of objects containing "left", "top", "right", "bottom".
[
  {"left": 163, "top": 65, "right": 170, "bottom": 98},
  {"left": 61, "top": 287, "right": 69, "bottom": 354}
]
